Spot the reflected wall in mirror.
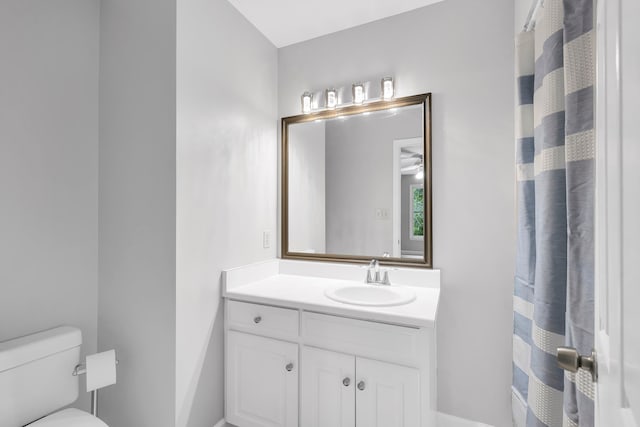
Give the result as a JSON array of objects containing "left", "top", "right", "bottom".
[{"left": 282, "top": 93, "right": 432, "bottom": 267}]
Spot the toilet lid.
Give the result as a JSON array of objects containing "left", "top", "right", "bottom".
[{"left": 29, "top": 409, "right": 108, "bottom": 427}]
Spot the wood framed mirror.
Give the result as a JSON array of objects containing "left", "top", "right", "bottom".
[{"left": 281, "top": 93, "right": 432, "bottom": 268}]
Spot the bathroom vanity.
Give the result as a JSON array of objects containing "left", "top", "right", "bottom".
[{"left": 222, "top": 259, "right": 440, "bottom": 427}]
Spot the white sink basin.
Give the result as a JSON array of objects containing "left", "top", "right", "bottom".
[{"left": 325, "top": 284, "right": 416, "bottom": 307}]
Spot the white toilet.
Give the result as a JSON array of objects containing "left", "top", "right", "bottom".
[{"left": 0, "top": 326, "right": 108, "bottom": 427}]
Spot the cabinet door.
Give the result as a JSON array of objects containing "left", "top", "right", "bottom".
[
  {"left": 301, "top": 347, "right": 355, "bottom": 427},
  {"left": 226, "top": 331, "right": 298, "bottom": 427},
  {"left": 355, "top": 358, "right": 420, "bottom": 427}
]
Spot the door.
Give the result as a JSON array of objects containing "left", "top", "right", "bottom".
[
  {"left": 355, "top": 357, "right": 420, "bottom": 427},
  {"left": 392, "top": 138, "right": 423, "bottom": 258},
  {"left": 593, "top": 0, "right": 640, "bottom": 425},
  {"left": 301, "top": 346, "right": 355, "bottom": 427},
  {"left": 226, "top": 331, "right": 298, "bottom": 427}
]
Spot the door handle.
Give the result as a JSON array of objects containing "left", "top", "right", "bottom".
[
  {"left": 343, "top": 377, "right": 351, "bottom": 387},
  {"left": 357, "top": 381, "right": 365, "bottom": 391},
  {"left": 285, "top": 363, "right": 294, "bottom": 372},
  {"left": 557, "top": 347, "right": 598, "bottom": 382}
]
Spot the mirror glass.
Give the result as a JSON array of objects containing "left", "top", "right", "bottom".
[{"left": 283, "top": 94, "right": 431, "bottom": 267}]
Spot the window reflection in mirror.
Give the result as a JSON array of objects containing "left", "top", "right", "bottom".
[{"left": 282, "top": 94, "right": 431, "bottom": 268}]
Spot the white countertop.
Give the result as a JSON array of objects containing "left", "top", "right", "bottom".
[{"left": 223, "top": 273, "right": 439, "bottom": 328}]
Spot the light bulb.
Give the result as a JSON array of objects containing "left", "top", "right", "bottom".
[
  {"left": 301, "top": 92, "right": 312, "bottom": 114},
  {"left": 352, "top": 83, "right": 365, "bottom": 104},
  {"left": 381, "top": 77, "right": 394, "bottom": 100},
  {"left": 325, "top": 89, "right": 337, "bottom": 109}
]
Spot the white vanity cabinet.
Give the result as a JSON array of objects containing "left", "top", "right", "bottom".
[
  {"left": 226, "top": 331, "right": 299, "bottom": 427},
  {"left": 225, "top": 298, "right": 436, "bottom": 427},
  {"left": 225, "top": 300, "right": 300, "bottom": 427},
  {"left": 301, "top": 347, "right": 355, "bottom": 427},
  {"left": 302, "top": 347, "right": 420, "bottom": 427},
  {"left": 354, "top": 357, "right": 421, "bottom": 427}
]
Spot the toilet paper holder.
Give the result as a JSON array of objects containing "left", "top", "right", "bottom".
[{"left": 73, "top": 356, "right": 119, "bottom": 417}]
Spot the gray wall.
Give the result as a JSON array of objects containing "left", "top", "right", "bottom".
[
  {"left": 278, "top": 0, "right": 516, "bottom": 425},
  {"left": 0, "top": 0, "right": 100, "bottom": 413},
  {"left": 176, "top": 0, "right": 278, "bottom": 426},
  {"left": 288, "top": 122, "right": 326, "bottom": 254},
  {"left": 98, "top": 0, "right": 177, "bottom": 425},
  {"left": 324, "top": 108, "right": 422, "bottom": 257}
]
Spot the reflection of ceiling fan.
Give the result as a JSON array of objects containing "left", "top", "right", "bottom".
[{"left": 400, "top": 151, "right": 423, "bottom": 174}]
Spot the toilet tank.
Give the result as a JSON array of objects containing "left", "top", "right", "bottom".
[{"left": 0, "top": 327, "right": 82, "bottom": 427}]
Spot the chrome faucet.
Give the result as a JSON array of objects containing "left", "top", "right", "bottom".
[{"left": 365, "top": 259, "right": 391, "bottom": 285}]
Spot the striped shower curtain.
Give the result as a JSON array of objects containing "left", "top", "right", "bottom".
[{"left": 512, "top": 0, "right": 595, "bottom": 426}]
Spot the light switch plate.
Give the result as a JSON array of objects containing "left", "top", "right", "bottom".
[{"left": 375, "top": 208, "right": 389, "bottom": 220}]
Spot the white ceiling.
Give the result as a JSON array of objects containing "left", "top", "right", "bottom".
[{"left": 227, "top": 0, "right": 445, "bottom": 48}]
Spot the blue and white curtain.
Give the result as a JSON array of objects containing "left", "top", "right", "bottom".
[{"left": 512, "top": 0, "right": 595, "bottom": 426}]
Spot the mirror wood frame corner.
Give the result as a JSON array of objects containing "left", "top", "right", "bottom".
[{"left": 281, "top": 93, "right": 432, "bottom": 268}]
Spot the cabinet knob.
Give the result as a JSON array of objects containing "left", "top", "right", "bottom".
[
  {"left": 342, "top": 377, "right": 351, "bottom": 387},
  {"left": 286, "top": 363, "right": 294, "bottom": 372},
  {"left": 253, "top": 316, "right": 262, "bottom": 324},
  {"left": 357, "top": 381, "right": 365, "bottom": 391}
]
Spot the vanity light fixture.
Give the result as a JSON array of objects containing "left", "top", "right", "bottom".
[
  {"left": 301, "top": 92, "right": 313, "bottom": 114},
  {"left": 381, "top": 77, "right": 394, "bottom": 100},
  {"left": 415, "top": 165, "right": 424, "bottom": 180},
  {"left": 325, "top": 88, "right": 338, "bottom": 109},
  {"left": 352, "top": 83, "right": 365, "bottom": 105}
]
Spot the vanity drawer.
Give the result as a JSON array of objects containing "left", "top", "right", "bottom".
[
  {"left": 227, "top": 300, "right": 299, "bottom": 340},
  {"left": 301, "top": 312, "right": 422, "bottom": 367}
]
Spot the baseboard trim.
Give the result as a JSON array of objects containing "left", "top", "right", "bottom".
[{"left": 213, "top": 419, "right": 227, "bottom": 427}]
